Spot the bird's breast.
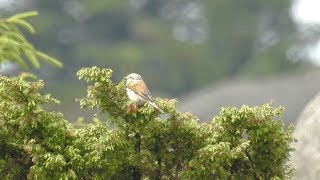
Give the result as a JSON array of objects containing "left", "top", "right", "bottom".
[{"left": 126, "top": 88, "right": 140, "bottom": 102}]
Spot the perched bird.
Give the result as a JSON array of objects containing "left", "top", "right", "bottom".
[{"left": 124, "top": 73, "right": 164, "bottom": 113}]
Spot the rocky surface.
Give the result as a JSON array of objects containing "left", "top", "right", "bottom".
[
  {"left": 291, "top": 92, "right": 320, "bottom": 179},
  {"left": 179, "top": 70, "right": 320, "bottom": 124}
]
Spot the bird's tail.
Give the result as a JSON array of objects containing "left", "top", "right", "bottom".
[{"left": 148, "top": 101, "right": 164, "bottom": 113}]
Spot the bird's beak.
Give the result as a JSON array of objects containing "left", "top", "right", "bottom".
[{"left": 124, "top": 77, "right": 127, "bottom": 80}]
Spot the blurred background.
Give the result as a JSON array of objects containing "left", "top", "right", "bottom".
[
  {"left": 0, "top": 0, "right": 319, "bottom": 122},
  {"left": 1, "top": 0, "right": 320, "bottom": 178}
]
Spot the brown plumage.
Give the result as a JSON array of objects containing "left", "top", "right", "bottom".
[{"left": 125, "top": 73, "right": 163, "bottom": 113}]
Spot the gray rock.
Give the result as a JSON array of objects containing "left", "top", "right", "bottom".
[
  {"left": 179, "top": 70, "right": 320, "bottom": 124},
  {"left": 291, "top": 92, "right": 320, "bottom": 180}
]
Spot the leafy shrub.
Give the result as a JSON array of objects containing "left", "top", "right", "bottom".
[{"left": 0, "top": 67, "right": 295, "bottom": 179}]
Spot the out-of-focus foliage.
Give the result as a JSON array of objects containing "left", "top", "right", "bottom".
[
  {"left": 0, "top": 67, "right": 295, "bottom": 179},
  {"left": 25, "top": 0, "right": 299, "bottom": 95},
  {"left": 0, "top": 11, "right": 62, "bottom": 69},
  {"left": 203, "top": 0, "right": 298, "bottom": 77}
]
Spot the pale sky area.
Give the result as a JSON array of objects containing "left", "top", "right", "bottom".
[
  {"left": 292, "top": 0, "right": 320, "bottom": 65},
  {"left": 292, "top": 0, "right": 320, "bottom": 24}
]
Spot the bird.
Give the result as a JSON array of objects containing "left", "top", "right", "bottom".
[{"left": 124, "top": 73, "right": 164, "bottom": 113}]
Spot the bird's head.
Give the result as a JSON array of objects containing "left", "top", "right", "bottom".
[{"left": 124, "top": 73, "right": 142, "bottom": 82}]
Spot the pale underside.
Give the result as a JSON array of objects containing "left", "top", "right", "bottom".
[{"left": 126, "top": 88, "right": 143, "bottom": 104}]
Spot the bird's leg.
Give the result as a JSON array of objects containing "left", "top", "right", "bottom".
[{"left": 124, "top": 102, "right": 139, "bottom": 113}]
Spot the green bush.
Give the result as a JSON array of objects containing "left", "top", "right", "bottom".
[
  {"left": 0, "top": 68, "right": 295, "bottom": 179},
  {"left": 0, "top": 12, "right": 295, "bottom": 179}
]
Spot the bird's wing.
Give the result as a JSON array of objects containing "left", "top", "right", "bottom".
[
  {"left": 128, "top": 80, "right": 164, "bottom": 113},
  {"left": 128, "top": 80, "right": 153, "bottom": 102}
]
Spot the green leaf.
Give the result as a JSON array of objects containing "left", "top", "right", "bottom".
[
  {"left": 23, "top": 49, "right": 40, "bottom": 68},
  {"left": 9, "top": 52, "right": 27, "bottom": 69},
  {"left": 2, "top": 30, "right": 26, "bottom": 43},
  {"left": 36, "top": 51, "right": 63, "bottom": 68},
  {"left": 9, "top": 19, "right": 36, "bottom": 34},
  {"left": 0, "top": 36, "right": 20, "bottom": 46},
  {"left": 6, "top": 11, "right": 38, "bottom": 21}
]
